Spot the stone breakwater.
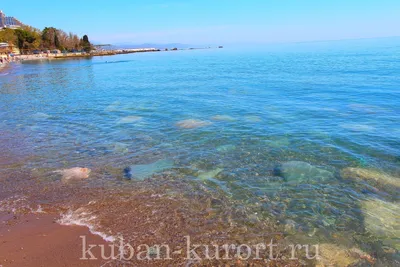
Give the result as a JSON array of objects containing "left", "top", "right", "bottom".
[{"left": 5, "top": 47, "right": 216, "bottom": 63}]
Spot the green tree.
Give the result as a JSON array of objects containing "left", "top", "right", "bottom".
[
  {"left": 41, "top": 27, "right": 58, "bottom": 49},
  {"left": 0, "top": 28, "right": 16, "bottom": 44},
  {"left": 14, "top": 28, "right": 37, "bottom": 51},
  {"left": 83, "top": 35, "right": 89, "bottom": 43},
  {"left": 1, "top": 24, "right": 93, "bottom": 53},
  {"left": 23, "top": 26, "right": 42, "bottom": 49},
  {"left": 81, "top": 34, "right": 92, "bottom": 53},
  {"left": 54, "top": 33, "right": 60, "bottom": 49}
]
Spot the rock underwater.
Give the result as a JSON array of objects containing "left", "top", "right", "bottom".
[
  {"left": 360, "top": 197, "right": 400, "bottom": 250},
  {"left": 211, "top": 115, "right": 236, "bottom": 121},
  {"left": 197, "top": 168, "right": 224, "bottom": 180},
  {"left": 176, "top": 119, "right": 211, "bottom": 129},
  {"left": 54, "top": 167, "right": 91, "bottom": 184},
  {"left": 341, "top": 167, "right": 400, "bottom": 194},
  {"left": 216, "top": 144, "right": 236, "bottom": 153},
  {"left": 275, "top": 161, "right": 334, "bottom": 183},
  {"left": 117, "top": 115, "right": 142, "bottom": 124},
  {"left": 316, "top": 243, "right": 374, "bottom": 267},
  {"left": 112, "top": 142, "right": 129, "bottom": 154},
  {"left": 124, "top": 159, "right": 174, "bottom": 180}
]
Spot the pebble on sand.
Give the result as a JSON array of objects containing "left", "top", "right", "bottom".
[
  {"left": 54, "top": 167, "right": 91, "bottom": 184},
  {"left": 176, "top": 119, "right": 211, "bottom": 129}
]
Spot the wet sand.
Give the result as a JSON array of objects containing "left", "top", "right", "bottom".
[{"left": 0, "top": 212, "right": 109, "bottom": 267}]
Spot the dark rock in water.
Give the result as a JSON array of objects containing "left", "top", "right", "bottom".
[
  {"left": 275, "top": 161, "right": 334, "bottom": 183},
  {"left": 123, "top": 167, "right": 132, "bottom": 180}
]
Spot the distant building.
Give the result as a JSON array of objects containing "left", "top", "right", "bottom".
[
  {"left": 0, "top": 10, "right": 5, "bottom": 28},
  {"left": 5, "top": 16, "right": 22, "bottom": 28},
  {"left": 0, "top": 10, "right": 23, "bottom": 28}
]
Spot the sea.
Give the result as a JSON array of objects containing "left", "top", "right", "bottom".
[{"left": 0, "top": 38, "right": 399, "bottom": 265}]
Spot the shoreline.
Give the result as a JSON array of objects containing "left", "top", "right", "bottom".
[
  {"left": 2, "top": 46, "right": 219, "bottom": 64},
  {"left": 0, "top": 62, "right": 10, "bottom": 73},
  {"left": 0, "top": 212, "right": 109, "bottom": 267}
]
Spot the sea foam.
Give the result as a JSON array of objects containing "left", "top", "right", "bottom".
[{"left": 58, "top": 208, "right": 116, "bottom": 242}]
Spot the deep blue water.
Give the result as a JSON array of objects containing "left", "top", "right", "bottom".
[{"left": 1, "top": 39, "right": 399, "bottom": 262}]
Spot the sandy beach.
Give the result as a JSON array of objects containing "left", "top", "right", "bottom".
[{"left": 0, "top": 212, "right": 109, "bottom": 267}]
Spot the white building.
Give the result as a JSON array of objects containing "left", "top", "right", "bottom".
[
  {"left": 0, "top": 11, "right": 5, "bottom": 28},
  {"left": 0, "top": 10, "right": 23, "bottom": 28}
]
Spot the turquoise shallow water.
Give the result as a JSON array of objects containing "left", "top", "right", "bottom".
[{"left": 1, "top": 39, "right": 400, "bottom": 263}]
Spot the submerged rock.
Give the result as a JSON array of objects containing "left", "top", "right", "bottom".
[
  {"left": 211, "top": 115, "right": 236, "bottom": 121},
  {"left": 341, "top": 167, "right": 400, "bottom": 192},
  {"left": 105, "top": 101, "right": 120, "bottom": 112},
  {"left": 316, "top": 243, "right": 369, "bottom": 267},
  {"left": 348, "top": 103, "right": 387, "bottom": 114},
  {"left": 340, "top": 123, "right": 375, "bottom": 132},
  {"left": 32, "top": 112, "right": 51, "bottom": 119},
  {"left": 265, "top": 137, "right": 290, "bottom": 148},
  {"left": 283, "top": 219, "right": 298, "bottom": 235},
  {"left": 176, "top": 119, "right": 211, "bottom": 129},
  {"left": 54, "top": 167, "right": 91, "bottom": 184},
  {"left": 360, "top": 198, "right": 400, "bottom": 250},
  {"left": 112, "top": 142, "right": 129, "bottom": 154},
  {"left": 118, "top": 115, "right": 142, "bottom": 124},
  {"left": 197, "top": 168, "right": 223, "bottom": 180},
  {"left": 124, "top": 159, "right": 174, "bottom": 180},
  {"left": 216, "top": 144, "right": 236, "bottom": 153},
  {"left": 275, "top": 161, "right": 334, "bottom": 183},
  {"left": 244, "top": 115, "right": 262, "bottom": 122}
]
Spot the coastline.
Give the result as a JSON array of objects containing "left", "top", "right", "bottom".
[
  {"left": 0, "top": 212, "right": 109, "bottom": 267},
  {"left": 1, "top": 46, "right": 219, "bottom": 64},
  {"left": 0, "top": 62, "right": 10, "bottom": 73}
]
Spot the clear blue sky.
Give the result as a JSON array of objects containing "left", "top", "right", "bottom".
[{"left": 2, "top": 0, "right": 399, "bottom": 45}]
